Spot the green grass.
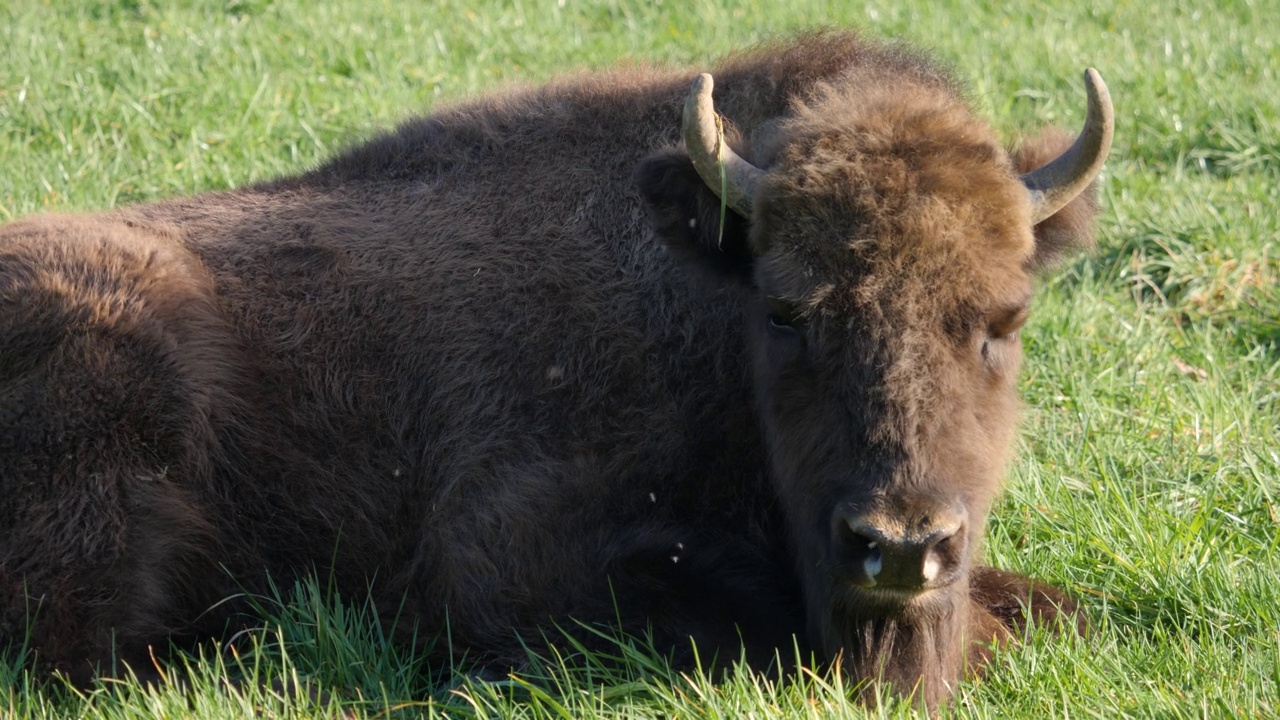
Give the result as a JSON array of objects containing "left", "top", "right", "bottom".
[{"left": 2, "top": 0, "right": 1278, "bottom": 717}]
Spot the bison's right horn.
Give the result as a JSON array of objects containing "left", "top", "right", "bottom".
[
  {"left": 1021, "top": 68, "right": 1115, "bottom": 224},
  {"left": 682, "top": 73, "right": 765, "bottom": 218}
]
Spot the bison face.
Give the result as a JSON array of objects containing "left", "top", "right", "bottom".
[
  {"left": 637, "top": 70, "right": 1109, "bottom": 701},
  {"left": 743, "top": 198, "right": 1029, "bottom": 624}
]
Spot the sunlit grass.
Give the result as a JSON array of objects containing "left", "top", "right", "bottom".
[{"left": 3, "top": 0, "right": 1277, "bottom": 716}]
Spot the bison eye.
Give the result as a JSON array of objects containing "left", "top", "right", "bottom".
[
  {"left": 767, "top": 314, "right": 806, "bottom": 351},
  {"left": 766, "top": 312, "right": 806, "bottom": 363},
  {"left": 765, "top": 296, "right": 804, "bottom": 336},
  {"left": 763, "top": 300, "right": 806, "bottom": 361},
  {"left": 768, "top": 314, "right": 795, "bottom": 331},
  {"left": 978, "top": 303, "right": 1028, "bottom": 363},
  {"left": 980, "top": 330, "right": 1019, "bottom": 360}
]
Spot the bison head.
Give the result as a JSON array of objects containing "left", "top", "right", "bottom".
[{"left": 637, "top": 67, "right": 1111, "bottom": 704}]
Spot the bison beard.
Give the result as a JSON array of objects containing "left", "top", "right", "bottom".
[{"left": 0, "top": 31, "right": 1108, "bottom": 708}]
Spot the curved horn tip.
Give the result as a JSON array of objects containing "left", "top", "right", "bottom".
[
  {"left": 691, "top": 72, "right": 714, "bottom": 95},
  {"left": 1082, "top": 68, "right": 1113, "bottom": 121},
  {"left": 1084, "top": 67, "right": 1105, "bottom": 92},
  {"left": 1020, "top": 66, "right": 1115, "bottom": 224},
  {"left": 680, "top": 71, "right": 764, "bottom": 218},
  {"left": 680, "top": 72, "right": 721, "bottom": 139},
  {"left": 686, "top": 73, "right": 717, "bottom": 126}
]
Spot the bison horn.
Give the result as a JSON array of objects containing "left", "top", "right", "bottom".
[
  {"left": 1021, "top": 68, "right": 1114, "bottom": 224},
  {"left": 682, "top": 73, "right": 765, "bottom": 218}
]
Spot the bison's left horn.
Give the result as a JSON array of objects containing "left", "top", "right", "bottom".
[
  {"left": 682, "top": 73, "right": 765, "bottom": 218},
  {"left": 1021, "top": 68, "right": 1114, "bottom": 224}
]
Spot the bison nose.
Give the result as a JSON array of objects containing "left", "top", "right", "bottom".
[{"left": 834, "top": 507, "right": 967, "bottom": 593}]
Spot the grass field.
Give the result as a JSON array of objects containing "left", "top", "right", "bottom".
[{"left": 2, "top": 0, "right": 1278, "bottom": 717}]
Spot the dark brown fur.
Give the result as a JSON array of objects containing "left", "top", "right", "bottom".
[{"left": 0, "top": 31, "right": 1096, "bottom": 705}]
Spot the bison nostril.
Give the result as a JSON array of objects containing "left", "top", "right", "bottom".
[
  {"left": 861, "top": 540, "right": 883, "bottom": 584},
  {"left": 863, "top": 548, "right": 883, "bottom": 583},
  {"left": 921, "top": 532, "right": 958, "bottom": 583},
  {"left": 837, "top": 522, "right": 887, "bottom": 587},
  {"left": 835, "top": 510, "right": 967, "bottom": 592},
  {"left": 922, "top": 550, "right": 942, "bottom": 582}
]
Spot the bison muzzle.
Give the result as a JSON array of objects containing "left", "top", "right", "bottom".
[{"left": 0, "top": 31, "right": 1111, "bottom": 709}]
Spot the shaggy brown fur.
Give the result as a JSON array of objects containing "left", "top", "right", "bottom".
[{"left": 0, "top": 31, "right": 1099, "bottom": 707}]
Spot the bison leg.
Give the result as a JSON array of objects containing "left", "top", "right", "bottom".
[
  {"left": 0, "top": 218, "right": 236, "bottom": 684},
  {"left": 969, "top": 565, "right": 1085, "bottom": 637},
  {"left": 963, "top": 565, "right": 1085, "bottom": 676}
]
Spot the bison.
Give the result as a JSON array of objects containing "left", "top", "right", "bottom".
[{"left": 0, "top": 31, "right": 1112, "bottom": 707}]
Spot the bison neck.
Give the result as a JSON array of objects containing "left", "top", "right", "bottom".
[{"left": 817, "top": 587, "right": 969, "bottom": 709}]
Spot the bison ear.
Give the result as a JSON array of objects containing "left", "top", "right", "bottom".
[
  {"left": 1013, "top": 129, "right": 1102, "bottom": 273},
  {"left": 635, "top": 148, "right": 754, "bottom": 282}
]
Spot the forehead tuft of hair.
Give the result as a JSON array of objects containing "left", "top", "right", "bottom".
[{"left": 751, "top": 73, "right": 1035, "bottom": 319}]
